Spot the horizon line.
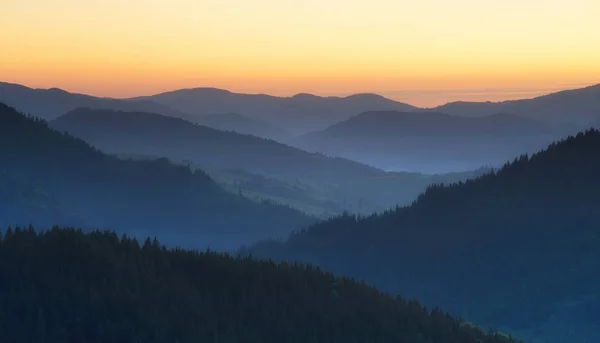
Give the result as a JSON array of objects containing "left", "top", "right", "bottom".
[{"left": 2, "top": 80, "right": 599, "bottom": 109}]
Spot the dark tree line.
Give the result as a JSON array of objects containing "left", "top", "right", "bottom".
[
  {"left": 0, "top": 102, "right": 314, "bottom": 250},
  {"left": 247, "top": 129, "right": 600, "bottom": 342},
  {"left": 0, "top": 226, "right": 521, "bottom": 343}
]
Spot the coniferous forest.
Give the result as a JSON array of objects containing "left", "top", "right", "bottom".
[
  {"left": 0, "top": 103, "right": 314, "bottom": 250},
  {"left": 248, "top": 129, "right": 600, "bottom": 342},
  {"left": 0, "top": 227, "right": 522, "bottom": 343}
]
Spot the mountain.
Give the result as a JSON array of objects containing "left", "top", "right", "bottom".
[
  {"left": 292, "top": 111, "right": 568, "bottom": 173},
  {"left": 197, "top": 112, "right": 292, "bottom": 140},
  {"left": 247, "top": 129, "right": 600, "bottom": 342},
  {"left": 50, "top": 108, "right": 381, "bottom": 180},
  {"left": 0, "top": 227, "right": 521, "bottom": 343},
  {"left": 431, "top": 84, "right": 600, "bottom": 125},
  {"left": 133, "top": 88, "right": 418, "bottom": 134},
  {"left": 0, "top": 103, "right": 314, "bottom": 250},
  {"left": 51, "top": 108, "right": 486, "bottom": 216},
  {"left": 0, "top": 82, "right": 187, "bottom": 121}
]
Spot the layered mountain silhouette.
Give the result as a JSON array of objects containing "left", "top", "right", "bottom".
[
  {"left": 248, "top": 129, "right": 600, "bottom": 342},
  {"left": 196, "top": 112, "right": 291, "bottom": 140},
  {"left": 431, "top": 84, "right": 600, "bottom": 126},
  {"left": 133, "top": 88, "right": 418, "bottom": 134},
  {"left": 50, "top": 108, "right": 486, "bottom": 216},
  {"left": 0, "top": 82, "right": 187, "bottom": 121},
  {"left": 50, "top": 108, "right": 381, "bottom": 179},
  {"left": 3, "top": 81, "right": 599, "bottom": 136},
  {"left": 292, "top": 111, "right": 570, "bottom": 173},
  {"left": 0, "top": 103, "right": 314, "bottom": 250}
]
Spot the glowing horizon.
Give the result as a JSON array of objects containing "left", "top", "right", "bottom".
[{"left": 2, "top": 0, "right": 600, "bottom": 107}]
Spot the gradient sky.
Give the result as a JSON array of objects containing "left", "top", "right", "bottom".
[{"left": 2, "top": 0, "right": 600, "bottom": 106}]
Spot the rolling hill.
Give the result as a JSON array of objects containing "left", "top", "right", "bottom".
[
  {"left": 0, "top": 103, "right": 314, "bottom": 250},
  {"left": 431, "top": 83, "right": 600, "bottom": 126},
  {"left": 133, "top": 88, "right": 418, "bottom": 134},
  {"left": 248, "top": 129, "right": 600, "bottom": 342},
  {"left": 0, "top": 82, "right": 187, "bottom": 121},
  {"left": 292, "top": 111, "right": 569, "bottom": 173},
  {"left": 0, "top": 227, "right": 521, "bottom": 343},
  {"left": 51, "top": 108, "right": 486, "bottom": 216}
]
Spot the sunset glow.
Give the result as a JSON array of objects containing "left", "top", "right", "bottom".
[{"left": 2, "top": 0, "right": 600, "bottom": 106}]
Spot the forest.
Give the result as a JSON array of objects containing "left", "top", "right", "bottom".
[
  {"left": 247, "top": 130, "right": 600, "bottom": 342},
  {"left": 0, "top": 103, "right": 314, "bottom": 250},
  {"left": 0, "top": 226, "right": 522, "bottom": 343}
]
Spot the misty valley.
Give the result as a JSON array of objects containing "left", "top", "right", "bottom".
[{"left": 1, "top": 82, "right": 600, "bottom": 343}]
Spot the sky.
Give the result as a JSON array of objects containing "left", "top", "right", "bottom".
[{"left": 2, "top": 0, "right": 600, "bottom": 107}]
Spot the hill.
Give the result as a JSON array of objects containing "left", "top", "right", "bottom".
[
  {"left": 51, "top": 108, "right": 485, "bottom": 216},
  {"left": 292, "top": 111, "right": 568, "bottom": 173},
  {"left": 0, "top": 103, "right": 314, "bottom": 250},
  {"left": 197, "top": 112, "right": 291, "bottom": 140},
  {"left": 133, "top": 88, "right": 418, "bottom": 134},
  {"left": 431, "top": 84, "right": 600, "bottom": 126},
  {"left": 0, "top": 82, "right": 187, "bottom": 121},
  {"left": 247, "top": 129, "right": 600, "bottom": 342},
  {"left": 0, "top": 227, "right": 521, "bottom": 343}
]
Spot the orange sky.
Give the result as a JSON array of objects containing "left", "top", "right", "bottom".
[{"left": 2, "top": 0, "right": 600, "bottom": 107}]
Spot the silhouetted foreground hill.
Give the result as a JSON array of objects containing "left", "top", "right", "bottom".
[
  {"left": 0, "top": 103, "right": 313, "bottom": 250},
  {"left": 248, "top": 130, "right": 600, "bottom": 342},
  {"left": 134, "top": 88, "right": 418, "bottom": 133},
  {"left": 0, "top": 82, "right": 186, "bottom": 121},
  {"left": 0, "top": 227, "right": 521, "bottom": 343},
  {"left": 293, "top": 111, "right": 568, "bottom": 172}
]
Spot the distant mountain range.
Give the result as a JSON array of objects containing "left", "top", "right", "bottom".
[
  {"left": 2, "top": 81, "right": 599, "bottom": 137},
  {"left": 430, "top": 84, "right": 600, "bottom": 126},
  {"left": 132, "top": 88, "right": 418, "bottom": 134},
  {"left": 0, "top": 103, "right": 314, "bottom": 250},
  {"left": 50, "top": 108, "right": 381, "bottom": 180},
  {"left": 291, "top": 111, "right": 572, "bottom": 173},
  {"left": 50, "top": 108, "right": 485, "bottom": 216},
  {"left": 0, "top": 82, "right": 187, "bottom": 121},
  {"left": 248, "top": 129, "right": 600, "bottom": 343}
]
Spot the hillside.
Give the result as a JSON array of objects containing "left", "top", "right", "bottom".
[
  {"left": 133, "top": 88, "right": 418, "bottom": 134},
  {"left": 50, "top": 108, "right": 382, "bottom": 179},
  {"left": 248, "top": 129, "right": 600, "bottom": 342},
  {"left": 0, "top": 227, "right": 521, "bottom": 343},
  {"left": 51, "top": 108, "right": 485, "bottom": 216},
  {"left": 432, "top": 84, "right": 600, "bottom": 125},
  {"left": 0, "top": 82, "right": 187, "bottom": 121},
  {"left": 197, "top": 112, "right": 291, "bottom": 140},
  {"left": 0, "top": 103, "right": 314, "bottom": 250},
  {"left": 292, "top": 111, "right": 567, "bottom": 173}
]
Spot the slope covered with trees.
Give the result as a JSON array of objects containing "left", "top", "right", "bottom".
[
  {"left": 0, "top": 103, "right": 314, "bottom": 250},
  {"left": 51, "top": 108, "right": 485, "bottom": 216},
  {"left": 0, "top": 227, "right": 521, "bottom": 343},
  {"left": 248, "top": 130, "right": 600, "bottom": 342}
]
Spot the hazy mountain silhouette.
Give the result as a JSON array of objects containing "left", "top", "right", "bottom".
[
  {"left": 197, "top": 112, "right": 291, "bottom": 140},
  {"left": 431, "top": 84, "right": 600, "bottom": 126},
  {"left": 248, "top": 129, "right": 600, "bottom": 342},
  {"left": 0, "top": 103, "right": 314, "bottom": 250},
  {"left": 0, "top": 82, "right": 187, "bottom": 121},
  {"left": 133, "top": 88, "right": 418, "bottom": 134},
  {"left": 0, "top": 227, "right": 521, "bottom": 343},
  {"left": 51, "top": 108, "right": 487, "bottom": 216},
  {"left": 50, "top": 108, "right": 381, "bottom": 179},
  {"left": 292, "top": 111, "right": 569, "bottom": 173}
]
